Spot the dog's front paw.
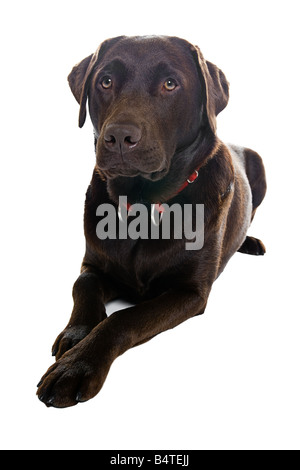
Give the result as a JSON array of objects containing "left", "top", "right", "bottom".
[
  {"left": 52, "top": 325, "right": 92, "bottom": 360},
  {"left": 37, "top": 341, "right": 111, "bottom": 408}
]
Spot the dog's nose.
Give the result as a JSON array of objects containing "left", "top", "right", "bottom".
[{"left": 104, "top": 123, "right": 142, "bottom": 152}]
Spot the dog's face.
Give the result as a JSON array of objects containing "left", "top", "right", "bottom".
[
  {"left": 68, "top": 36, "right": 229, "bottom": 181},
  {"left": 90, "top": 36, "right": 203, "bottom": 181}
]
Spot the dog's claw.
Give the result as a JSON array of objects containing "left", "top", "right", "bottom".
[
  {"left": 76, "top": 392, "right": 83, "bottom": 403},
  {"left": 45, "top": 396, "right": 55, "bottom": 407}
]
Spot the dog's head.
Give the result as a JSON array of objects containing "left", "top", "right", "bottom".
[{"left": 68, "top": 36, "right": 229, "bottom": 181}]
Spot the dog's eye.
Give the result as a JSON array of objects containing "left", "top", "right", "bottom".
[
  {"left": 101, "top": 77, "right": 113, "bottom": 89},
  {"left": 163, "top": 79, "right": 177, "bottom": 91}
]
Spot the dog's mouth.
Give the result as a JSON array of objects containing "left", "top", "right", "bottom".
[
  {"left": 96, "top": 148, "right": 169, "bottom": 181},
  {"left": 95, "top": 137, "right": 171, "bottom": 182},
  {"left": 98, "top": 165, "right": 169, "bottom": 181}
]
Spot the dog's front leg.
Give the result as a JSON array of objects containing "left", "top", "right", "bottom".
[
  {"left": 37, "top": 287, "right": 208, "bottom": 408},
  {"left": 52, "top": 264, "right": 118, "bottom": 360}
]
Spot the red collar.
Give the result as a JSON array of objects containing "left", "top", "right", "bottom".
[
  {"left": 175, "top": 166, "right": 201, "bottom": 195},
  {"left": 153, "top": 165, "right": 201, "bottom": 216},
  {"left": 119, "top": 165, "right": 201, "bottom": 223}
]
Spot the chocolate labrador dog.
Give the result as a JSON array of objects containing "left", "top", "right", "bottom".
[{"left": 37, "top": 36, "right": 266, "bottom": 408}]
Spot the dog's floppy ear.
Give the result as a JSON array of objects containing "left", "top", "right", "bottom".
[
  {"left": 68, "top": 36, "right": 124, "bottom": 128},
  {"left": 68, "top": 54, "right": 93, "bottom": 104},
  {"left": 191, "top": 45, "right": 229, "bottom": 133}
]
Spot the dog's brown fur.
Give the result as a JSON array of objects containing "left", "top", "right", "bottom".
[{"left": 37, "top": 36, "right": 266, "bottom": 408}]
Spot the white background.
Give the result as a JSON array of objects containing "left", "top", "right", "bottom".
[{"left": 1, "top": 0, "right": 299, "bottom": 450}]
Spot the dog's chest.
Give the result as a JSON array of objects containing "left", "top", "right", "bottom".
[{"left": 100, "top": 236, "right": 188, "bottom": 298}]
